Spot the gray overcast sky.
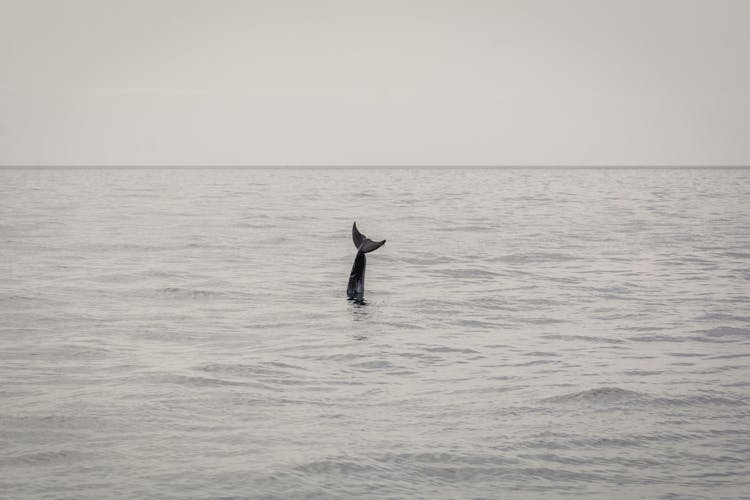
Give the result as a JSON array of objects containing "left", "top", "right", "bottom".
[{"left": 1, "top": 0, "right": 749, "bottom": 166}]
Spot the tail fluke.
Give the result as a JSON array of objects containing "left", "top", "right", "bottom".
[{"left": 352, "top": 222, "right": 386, "bottom": 254}]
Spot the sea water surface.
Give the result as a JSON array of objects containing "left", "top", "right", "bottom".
[{"left": 1, "top": 168, "right": 749, "bottom": 499}]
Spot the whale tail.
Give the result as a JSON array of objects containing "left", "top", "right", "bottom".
[
  {"left": 348, "top": 222, "right": 385, "bottom": 302},
  {"left": 352, "top": 221, "right": 386, "bottom": 253}
]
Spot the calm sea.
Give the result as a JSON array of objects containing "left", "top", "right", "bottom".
[{"left": 1, "top": 168, "right": 749, "bottom": 499}]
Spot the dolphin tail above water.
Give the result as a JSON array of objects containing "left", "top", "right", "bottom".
[{"left": 347, "top": 222, "right": 386, "bottom": 302}]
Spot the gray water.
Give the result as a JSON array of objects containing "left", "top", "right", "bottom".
[{"left": 1, "top": 168, "right": 749, "bottom": 499}]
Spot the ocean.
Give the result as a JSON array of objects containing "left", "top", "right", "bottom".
[{"left": 1, "top": 167, "right": 749, "bottom": 498}]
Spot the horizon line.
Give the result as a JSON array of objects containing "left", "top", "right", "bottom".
[{"left": 1, "top": 165, "right": 749, "bottom": 170}]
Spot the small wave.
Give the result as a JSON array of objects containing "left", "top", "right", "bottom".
[
  {"left": 294, "top": 458, "right": 380, "bottom": 475},
  {"left": 622, "top": 369, "right": 663, "bottom": 376},
  {"left": 523, "top": 351, "right": 560, "bottom": 357},
  {"left": 618, "top": 326, "right": 667, "bottom": 332},
  {"left": 694, "top": 312, "right": 750, "bottom": 322},
  {"left": 258, "top": 236, "right": 289, "bottom": 244},
  {"left": 629, "top": 334, "right": 692, "bottom": 343},
  {"left": 724, "top": 251, "right": 750, "bottom": 258},
  {"left": 147, "top": 373, "right": 248, "bottom": 387},
  {"left": 157, "top": 287, "right": 221, "bottom": 299},
  {"left": 399, "top": 255, "right": 456, "bottom": 265},
  {"left": 567, "top": 436, "right": 647, "bottom": 449},
  {"left": 634, "top": 327, "right": 750, "bottom": 344},
  {"left": 434, "top": 224, "right": 492, "bottom": 232},
  {"left": 423, "top": 346, "right": 480, "bottom": 355},
  {"left": 197, "top": 362, "right": 307, "bottom": 378},
  {"left": 0, "top": 294, "right": 39, "bottom": 304},
  {"left": 509, "top": 359, "right": 557, "bottom": 367},
  {"left": 708, "top": 353, "right": 750, "bottom": 360},
  {"left": 653, "top": 394, "right": 746, "bottom": 408},
  {"left": 2, "top": 450, "right": 85, "bottom": 466},
  {"left": 543, "top": 387, "right": 644, "bottom": 404},
  {"left": 542, "top": 334, "right": 626, "bottom": 345},
  {"left": 491, "top": 252, "right": 580, "bottom": 264},
  {"left": 378, "top": 320, "right": 426, "bottom": 330},
  {"left": 236, "top": 222, "right": 276, "bottom": 229},
  {"left": 696, "top": 326, "right": 750, "bottom": 339},
  {"left": 517, "top": 317, "right": 568, "bottom": 325},
  {"left": 430, "top": 268, "right": 500, "bottom": 280},
  {"left": 453, "top": 319, "right": 508, "bottom": 330},
  {"left": 350, "top": 360, "right": 399, "bottom": 371},
  {"left": 585, "top": 285, "right": 636, "bottom": 294},
  {"left": 377, "top": 452, "right": 519, "bottom": 467}
]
